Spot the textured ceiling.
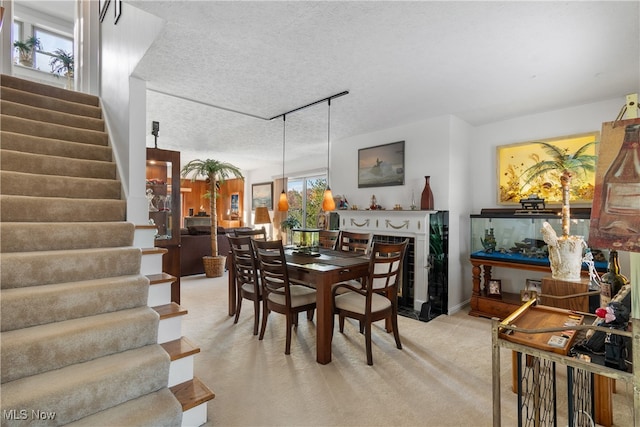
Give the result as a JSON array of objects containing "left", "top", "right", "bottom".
[{"left": 128, "top": 1, "right": 639, "bottom": 171}]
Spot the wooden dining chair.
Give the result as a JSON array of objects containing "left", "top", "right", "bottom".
[
  {"left": 252, "top": 239, "right": 317, "bottom": 355},
  {"left": 234, "top": 226, "right": 267, "bottom": 241},
  {"left": 332, "top": 230, "right": 373, "bottom": 292},
  {"left": 332, "top": 240, "right": 409, "bottom": 365},
  {"left": 335, "top": 230, "right": 372, "bottom": 254},
  {"left": 228, "top": 236, "right": 262, "bottom": 335},
  {"left": 318, "top": 230, "right": 340, "bottom": 249}
]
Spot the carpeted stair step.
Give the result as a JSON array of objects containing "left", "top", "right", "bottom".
[
  {"left": 1, "top": 149, "right": 116, "bottom": 180},
  {"left": 1, "top": 99, "right": 105, "bottom": 132},
  {"left": 0, "top": 222, "right": 134, "bottom": 253},
  {"left": 1, "top": 170, "right": 121, "bottom": 199},
  {"left": 1, "top": 74, "right": 99, "bottom": 107},
  {"left": 0, "top": 194, "right": 126, "bottom": 223},
  {"left": 1, "top": 115, "right": 108, "bottom": 145},
  {"left": 0, "top": 131, "right": 113, "bottom": 162},
  {"left": 1, "top": 247, "right": 141, "bottom": 289},
  {"left": 66, "top": 388, "right": 182, "bottom": 427},
  {"left": 0, "top": 345, "right": 171, "bottom": 426},
  {"left": 1, "top": 306, "right": 160, "bottom": 383},
  {"left": 1, "top": 86, "right": 102, "bottom": 119},
  {"left": 0, "top": 274, "right": 149, "bottom": 332}
]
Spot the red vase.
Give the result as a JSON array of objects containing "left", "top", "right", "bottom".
[{"left": 420, "top": 176, "right": 434, "bottom": 210}]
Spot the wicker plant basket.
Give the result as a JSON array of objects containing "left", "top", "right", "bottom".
[{"left": 203, "top": 255, "right": 226, "bottom": 278}]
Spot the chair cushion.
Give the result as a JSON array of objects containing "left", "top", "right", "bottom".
[
  {"left": 335, "top": 291, "right": 391, "bottom": 315},
  {"left": 268, "top": 285, "right": 316, "bottom": 307},
  {"left": 241, "top": 282, "right": 260, "bottom": 295}
]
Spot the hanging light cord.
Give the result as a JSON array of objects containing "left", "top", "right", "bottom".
[
  {"left": 282, "top": 115, "right": 286, "bottom": 181},
  {"left": 327, "top": 99, "right": 331, "bottom": 188},
  {"left": 278, "top": 115, "right": 289, "bottom": 211}
]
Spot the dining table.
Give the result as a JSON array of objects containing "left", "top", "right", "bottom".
[{"left": 228, "top": 247, "right": 370, "bottom": 364}]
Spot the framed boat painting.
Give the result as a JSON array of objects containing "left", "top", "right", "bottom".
[{"left": 358, "top": 140, "right": 405, "bottom": 188}]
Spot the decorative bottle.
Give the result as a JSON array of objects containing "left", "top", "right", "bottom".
[
  {"left": 420, "top": 176, "right": 434, "bottom": 210},
  {"left": 598, "top": 123, "right": 640, "bottom": 236},
  {"left": 599, "top": 250, "right": 629, "bottom": 307}
]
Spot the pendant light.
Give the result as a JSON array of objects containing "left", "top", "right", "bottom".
[
  {"left": 277, "top": 114, "right": 289, "bottom": 211},
  {"left": 322, "top": 99, "right": 336, "bottom": 212}
]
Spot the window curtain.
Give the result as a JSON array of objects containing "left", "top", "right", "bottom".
[{"left": 273, "top": 177, "right": 287, "bottom": 241}]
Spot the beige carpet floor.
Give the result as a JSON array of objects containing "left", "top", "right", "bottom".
[{"left": 180, "top": 274, "right": 634, "bottom": 426}]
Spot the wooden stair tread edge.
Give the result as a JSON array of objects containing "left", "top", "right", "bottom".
[
  {"left": 160, "top": 336, "right": 201, "bottom": 361},
  {"left": 142, "top": 247, "right": 168, "bottom": 255},
  {"left": 170, "top": 377, "right": 215, "bottom": 412},
  {"left": 153, "top": 302, "right": 188, "bottom": 319},
  {"left": 146, "top": 273, "right": 177, "bottom": 285}
]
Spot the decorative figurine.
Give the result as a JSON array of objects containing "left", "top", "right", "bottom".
[
  {"left": 481, "top": 228, "right": 497, "bottom": 253},
  {"left": 338, "top": 195, "right": 349, "bottom": 210},
  {"left": 146, "top": 188, "right": 158, "bottom": 212}
]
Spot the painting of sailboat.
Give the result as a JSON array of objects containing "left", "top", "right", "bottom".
[{"left": 358, "top": 141, "right": 405, "bottom": 188}]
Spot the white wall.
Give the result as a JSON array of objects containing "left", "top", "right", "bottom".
[
  {"left": 99, "top": 2, "right": 163, "bottom": 224},
  {"left": 447, "top": 116, "right": 473, "bottom": 312},
  {"left": 331, "top": 115, "right": 453, "bottom": 211}
]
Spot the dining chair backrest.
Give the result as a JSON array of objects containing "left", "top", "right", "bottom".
[
  {"left": 228, "top": 235, "right": 262, "bottom": 334},
  {"left": 235, "top": 226, "right": 267, "bottom": 241},
  {"left": 367, "top": 240, "right": 409, "bottom": 292},
  {"left": 318, "top": 230, "right": 340, "bottom": 249},
  {"left": 252, "top": 239, "right": 291, "bottom": 306},
  {"left": 228, "top": 236, "right": 259, "bottom": 286},
  {"left": 336, "top": 231, "right": 372, "bottom": 254}
]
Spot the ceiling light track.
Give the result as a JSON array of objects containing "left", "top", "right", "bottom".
[
  {"left": 148, "top": 88, "right": 269, "bottom": 121},
  {"left": 148, "top": 88, "right": 349, "bottom": 122},
  {"left": 269, "top": 91, "right": 349, "bottom": 121}
]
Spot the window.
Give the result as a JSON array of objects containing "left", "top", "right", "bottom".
[
  {"left": 286, "top": 175, "right": 327, "bottom": 228},
  {"left": 33, "top": 27, "right": 72, "bottom": 71},
  {"left": 12, "top": 20, "right": 23, "bottom": 45}
]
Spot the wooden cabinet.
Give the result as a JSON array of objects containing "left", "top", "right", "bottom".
[
  {"left": 180, "top": 178, "right": 244, "bottom": 228},
  {"left": 146, "top": 148, "right": 181, "bottom": 303}
]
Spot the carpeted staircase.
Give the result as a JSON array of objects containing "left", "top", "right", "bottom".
[{"left": 0, "top": 75, "right": 184, "bottom": 426}]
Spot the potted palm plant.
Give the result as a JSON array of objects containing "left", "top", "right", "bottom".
[
  {"left": 281, "top": 215, "right": 301, "bottom": 245},
  {"left": 49, "top": 49, "right": 74, "bottom": 89},
  {"left": 522, "top": 141, "right": 596, "bottom": 281},
  {"left": 181, "top": 159, "right": 243, "bottom": 278},
  {"left": 50, "top": 49, "right": 74, "bottom": 76},
  {"left": 13, "top": 36, "right": 42, "bottom": 67}
]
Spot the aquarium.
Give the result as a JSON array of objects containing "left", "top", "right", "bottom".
[
  {"left": 291, "top": 229, "right": 321, "bottom": 255},
  {"left": 470, "top": 208, "right": 607, "bottom": 271}
]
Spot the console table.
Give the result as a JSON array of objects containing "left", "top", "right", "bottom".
[
  {"left": 469, "top": 257, "right": 551, "bottom": 319},
  {"left": 469, "top": 256, "right": 598, "bottom": 320}
]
